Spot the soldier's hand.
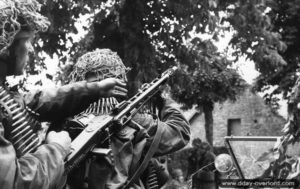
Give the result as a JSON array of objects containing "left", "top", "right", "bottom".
[
  {"left": 46, "top": 131, "right": 71, "bottom": 156},
  {"left": 97, "top": 78, "right": 127, "bottom": 98},
  {"left": 151, "top": 84, "right": 171, "bottom": 111}
]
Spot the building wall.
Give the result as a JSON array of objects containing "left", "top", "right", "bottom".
[{"left": 189, "top": 88, "right": 286, "bottom": 146}]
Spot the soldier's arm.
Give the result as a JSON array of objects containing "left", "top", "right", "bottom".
[
  {"left": 153, "top": 99, "right": 190, "bottom": 155},
  {"left": 0, "top": 121, "right": 68, "bottom": 189},
  {"left": 133, "top": 98, "right": 191, "bottom": 156},
  {"left": 24, "top": 81, "right": 100, "bottom": 122},
  {"left": 24, "top": 79, "right": 126, "bottom": 122}
]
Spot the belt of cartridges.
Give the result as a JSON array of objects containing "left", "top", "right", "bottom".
[{"left": 0, "top": 86, "right": 41, "bottom": 157}]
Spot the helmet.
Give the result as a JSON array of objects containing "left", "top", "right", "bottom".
[
  {"left": 0, "top": 0, "right": 50, "bottom": 55},
  {"left": 71, "top": 48, "right": 129, "bottom": 82},
  {"left": 172, "top": 168, "right": 184, "bottom": 177},
  {"left": 192, "top": 138, "right": 202, "bottom": 148},
  {"left": 70, "top": 49, "right": 129, "bottom": 124}
]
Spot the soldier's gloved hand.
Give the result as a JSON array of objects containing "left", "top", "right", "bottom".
[
  {"left": 152, "top": 84, "right": 172, "bottom": 111},
  {"left": 46, "top": 131, "right": 71, "bottom": 157},
  {"left": 95, "top": 78, "right": 127, "bottom": 98},
  {"left": 132, "top": 113, "right": 155, "bottom": 129}
]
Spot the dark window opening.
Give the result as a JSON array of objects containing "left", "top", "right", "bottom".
[{"left": 227, "top": 119, "right": 242, "bottom": 136}]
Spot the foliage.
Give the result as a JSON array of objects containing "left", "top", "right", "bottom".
[
  {"left": 31, "top": 1, "right": 300, "bottom": 122},
  {"left": 219, "top": 0, "right": 300, "bottom": 103},
  {"left": 171, "top": 38, "right": 246, "bottom": 109},
  {"left": 35, "top": 0, "right": 246, "bottom": 98}
]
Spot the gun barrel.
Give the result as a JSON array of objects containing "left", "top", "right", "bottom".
[{"left": 114, "top": 66, "right": 178, "bottom": 120}]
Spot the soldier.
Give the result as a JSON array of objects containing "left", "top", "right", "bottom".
[
  {"left": 0, "top": 1, "right": 127, "bottom": 189},
  {"left": 67, "top": 48, "right": 191, "bottom": 189},
  {"left": 164, "top": 169, "right": 189, "bottom": 189}
]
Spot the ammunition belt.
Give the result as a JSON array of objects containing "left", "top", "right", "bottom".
[
  {"left": 147, "top": 161, "right": 159, "bottom": 189},
  {"left": 0, "top": 86, "right": 41, "bottom": 157},
  {"left": 83, "top": 97, "right": 118, "bottom": 115}
]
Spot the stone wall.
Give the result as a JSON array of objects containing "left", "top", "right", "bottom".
[{"left": 188, "top": 88, "right": 286, "bottom": 146}]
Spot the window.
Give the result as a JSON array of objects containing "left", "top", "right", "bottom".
[{"left": 227, "top": 119, "right": 242, "bottom": 136}]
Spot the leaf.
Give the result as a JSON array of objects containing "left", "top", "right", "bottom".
[
  {"left": 287, "top": 158, "right": 300, "bottom": 179},
  {"left": 46, "top": 74, "right": 53, "bottom": 80},
  {"left": 256, "top": 148, "right": 278, "bottom": 162},
  {"left": 34, "top": 80, "right": 42, "bottom": 86}
]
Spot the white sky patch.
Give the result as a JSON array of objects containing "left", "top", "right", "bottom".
[
  {"left": 278, "top": 98, "right": 288, "bottom": 119},
  {"left": 67, "top": 13, "right": 92, "bottom": 45},
  {"left": 232, "top": 56, "right": 260, "bottom": 84}
]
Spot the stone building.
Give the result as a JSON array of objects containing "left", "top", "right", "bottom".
[
  {"left": 185, "top": 88, "right": 286, "bottom": 146},
  {"left": 167, "top": 88, "right": 288, "bottom": 188}
]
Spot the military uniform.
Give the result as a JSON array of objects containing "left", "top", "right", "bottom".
[
  {"left": 67, "top": 48, "right": 191, "bottom": 189},
  {"left": 68, "top": 99, "right": 190, "bottom": 189},
  {"left": 0, "top": 81, "right": 109, "bottom": 189}
]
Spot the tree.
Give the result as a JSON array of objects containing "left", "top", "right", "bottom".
[
  {"left": 218, "top": 0, "right": 300, "bottom": 108},
  {"left": 35, "top": 0, "right": 246, "bottom": 145}
]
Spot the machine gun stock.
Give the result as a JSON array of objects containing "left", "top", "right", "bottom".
[{"left": 64, "top": 66, "right": 178, "bottom": 174}]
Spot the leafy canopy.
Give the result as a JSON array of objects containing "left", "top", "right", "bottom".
[{"left": 36, "top": 0, "right": 246, "bottom": 110}]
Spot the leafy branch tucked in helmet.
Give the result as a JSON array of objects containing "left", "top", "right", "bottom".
[
  {"left": 0, "top": 0, "right": 50, "bottom": 55},
  {"left": 71, "top": 48, "right": 130, "bottom": 82}
]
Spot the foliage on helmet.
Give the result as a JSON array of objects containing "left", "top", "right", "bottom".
[
  {"left": 0, "top": 0, "right": 50, "bottom": 55},
  {"left": 71, "top": 48, "right": 130, "bottom": 82}
]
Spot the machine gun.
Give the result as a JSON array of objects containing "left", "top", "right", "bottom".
[{"left": 64, "top": 66, "right": 178, "bottom": 174}]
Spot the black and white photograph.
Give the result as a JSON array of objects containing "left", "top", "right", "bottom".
[{"left": 0, "top": 0, "right": 300, "bottom": 189}]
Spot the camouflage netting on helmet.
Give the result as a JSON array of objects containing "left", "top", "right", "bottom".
[
  {"left": 0, "top": 0, "right": 50, "bottom": 55},
  {"left": 71, "top": 48, "right": 130, "bottom": 82}
]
